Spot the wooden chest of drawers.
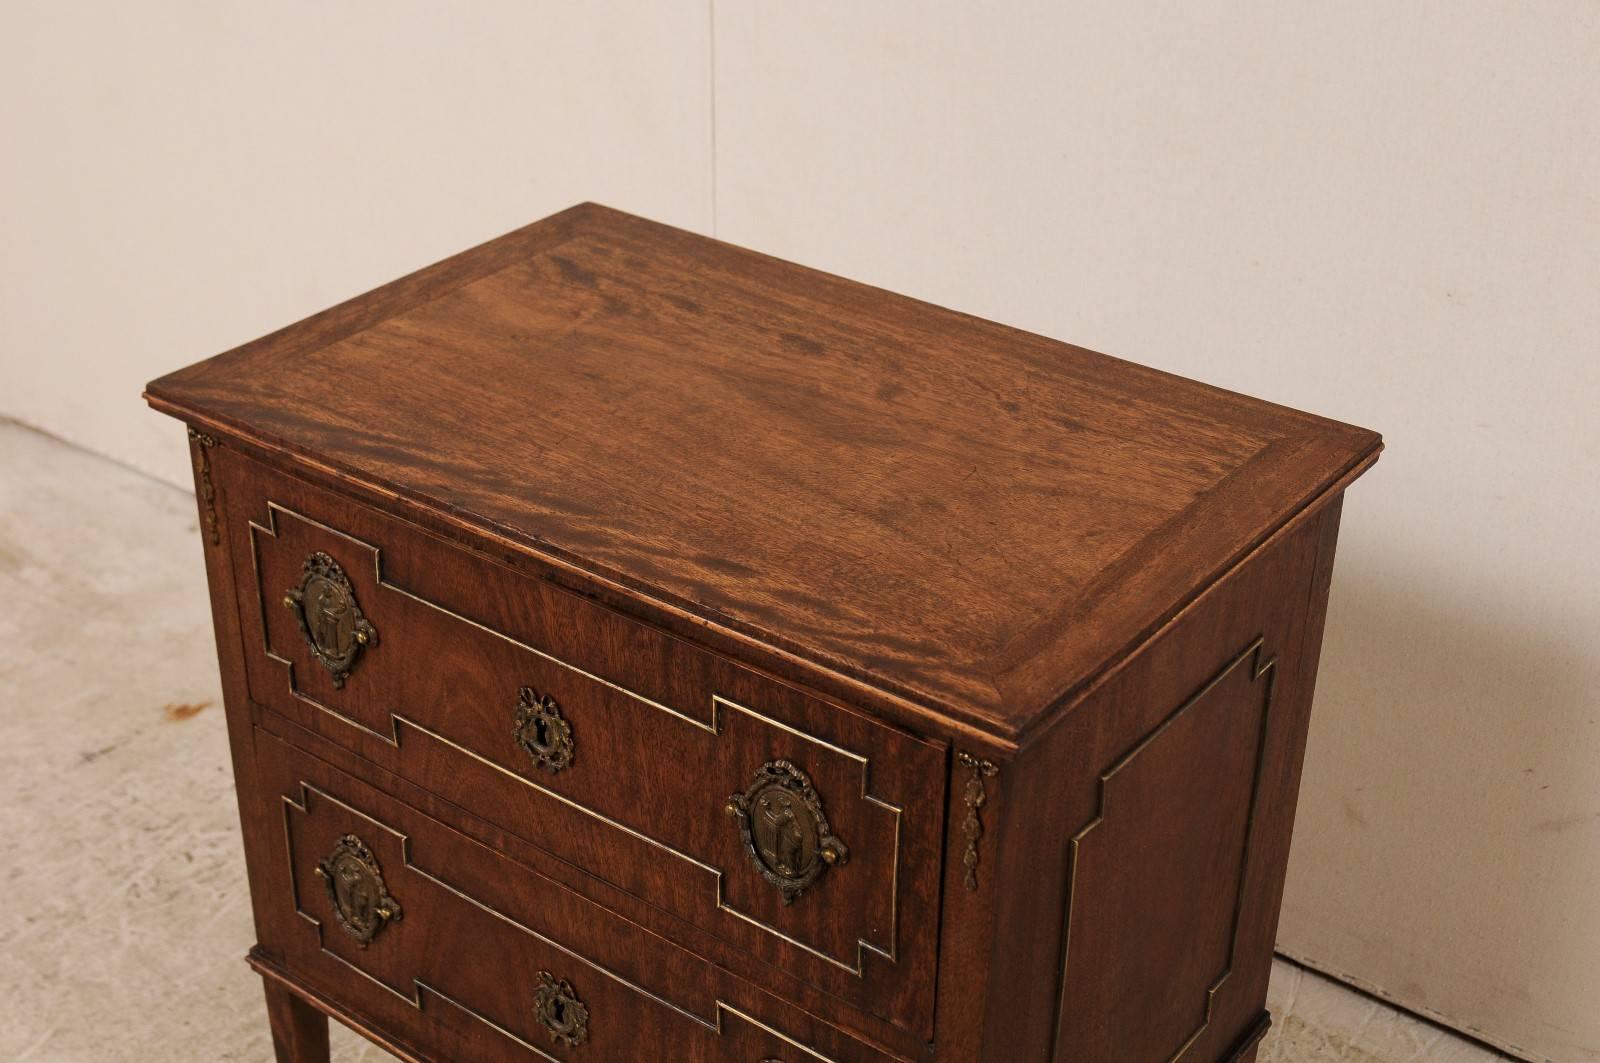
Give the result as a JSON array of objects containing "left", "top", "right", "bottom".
[{"left": 146, "top": 203, "right": 1380, "bottom": 1063}]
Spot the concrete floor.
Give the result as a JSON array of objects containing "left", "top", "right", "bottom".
[{"left": 0, "top": 420, "right": 1509, "bottom": 1062}]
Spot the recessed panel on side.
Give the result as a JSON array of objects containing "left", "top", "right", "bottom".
[{"left": 1054, "top": 642, "right": 1276, "bottom": 1063}]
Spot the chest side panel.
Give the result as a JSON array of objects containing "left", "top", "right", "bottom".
[{"left": 961, "top": 498, "right": 1344, "bottom": 1062}]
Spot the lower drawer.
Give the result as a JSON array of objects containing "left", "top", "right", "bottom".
[{"left": 249, "top": 726, "right": 900, "bottom": 1062}]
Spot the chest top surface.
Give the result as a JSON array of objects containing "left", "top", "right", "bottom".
[{"left": 147, "top": 203, "right": 1379, "bottom": 742}]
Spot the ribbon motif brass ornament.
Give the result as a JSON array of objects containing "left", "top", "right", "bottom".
[
  {"left": 513, "top": 686, "right": 574, "bottom": 774},
  {"left": 187, "top": 427, "right": 220, "bottom": 546},
  {"left": 533, "top": 971, "right": 589, "bottom": 1048},
  {"left": 283, "top": 551, "right": 377, "bottom": 688},
  {"left": 956, "top": 752, "right": 999, "bottom": 891},
  {"left": 726, "top": 760, "right": 848, "bottom": 905},
  {"left": 314, "top": 833, "right": 401, "bottom": 947}
]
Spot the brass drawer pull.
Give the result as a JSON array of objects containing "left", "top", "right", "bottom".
[
  {"left": 533, "top": 971, "right": 589, "bottom": 1047},
  {"left": 513, "top": 687, "right": 574, "bottom": 773},
  {"left": 283, "top": 552, "right": 377, "bottom": 688},
  {"left": 314, "top": 834, "right": 401, "bottom": 947},
  {"left": 726, "top": 760, "right": 848, "bottom": 904}
]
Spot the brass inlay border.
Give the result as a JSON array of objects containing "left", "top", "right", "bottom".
[
  {"left": 716, "top": 693, "right": 903, "bottom": 968},
  {"left": 250, "top": 501, "right": 900, "bottom": 975},
  {"left": 249, "top": 501, "right": 698, "bottom": 735},
  {"left": 1052, "top": 638, "right": 1277, "bottom": 1063},
  {"left": 282, "top": 782, "right": 848, "bottom": 1062}
]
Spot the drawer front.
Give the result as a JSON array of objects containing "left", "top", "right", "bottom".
[
  {"left": 251, "top": 727, "right": 902, "bottom": 1063},
  {"left": 218, "top": 450, "right": 945, "bottom": 1036}
]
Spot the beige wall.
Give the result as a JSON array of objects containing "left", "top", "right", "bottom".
[
  {"left": 4, "top": 4, "right": 1596, "bottom": 1061},
  {"left": 0, "top": 1, "right": 713, "bottom": 487}
]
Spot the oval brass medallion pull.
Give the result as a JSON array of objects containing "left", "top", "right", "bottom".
[
  {"left": 283, "top": 551, "right": 377, "bottom": 688},
  {"left": 314, "top": 834, "right": 401, "bottom": 947},
  {"left": 726, "top": 760, "right": 848, "bottom": 905},
  {"left": 513, "top": 687, "right": 574, "bottom": 773},
  {"left": 533, "top": 971, "right": 589, "bottom": 1047}
]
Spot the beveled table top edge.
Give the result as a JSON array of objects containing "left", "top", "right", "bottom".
[
  {"left": 146, "top": 387, "right": 1378, "bottom": 749},
  {"left": 145, "top": 201, "right": 1382, "bottom": 746}
]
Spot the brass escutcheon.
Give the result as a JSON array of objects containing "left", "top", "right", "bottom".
[
  {"left": 533, "top": 971, "right": 588, "bottom": 1048},
  {"left": 283, "top": 551, "right": 376, "bottom": 688},
  {"left": 727, "top": 760, "right": 848, "bottom": 905},
  {"left": 315, "top": 833, "right": 401, "bottom": 947},
  {"left": 512, "top": 687, "right": 574, "bottom": 773}
]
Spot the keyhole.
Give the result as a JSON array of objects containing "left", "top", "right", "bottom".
[
  {"left": 549, "top": 998, "right": 565, "bottom": 1024},
  {"left": 532, "top": 717, "right": 549, "bottom": 749}
]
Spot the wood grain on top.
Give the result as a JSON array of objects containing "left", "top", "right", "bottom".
[{"left": 146, "top": 203, "right": 1380, "bottom": 742}]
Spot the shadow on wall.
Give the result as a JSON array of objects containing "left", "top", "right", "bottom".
[{"left": 1283, "top": 541, "right": 1598, "bottom": 1056}]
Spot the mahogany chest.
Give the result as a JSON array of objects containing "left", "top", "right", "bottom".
[{"left": 146, "top": 203, "right": 1380, "bottom": 1063}]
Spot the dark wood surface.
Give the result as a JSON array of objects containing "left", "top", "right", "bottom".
[
  {"left": 147, "top": 203, "right": 1379, "bottom": 742},
  {"left": 153, "top": 204, "right": 1382, "bottom": 1061}
]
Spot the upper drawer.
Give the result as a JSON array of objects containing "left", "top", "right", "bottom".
[{"left": 215, "top": 448, "right": 946, "bottom": 1038}]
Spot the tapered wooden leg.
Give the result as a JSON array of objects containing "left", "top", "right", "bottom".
[
  {"left": 264, "top": 979, "right": 330, "bottom": 1063},
  {"left": 1224, "top": 1012, "right": 1271, "bottom": 1063}
]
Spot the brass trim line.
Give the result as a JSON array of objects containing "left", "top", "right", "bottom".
[
  {"left": 249, "top": 501, "right": 697, "bottom": 733},
  {"left": 1052, "top": 638, "right": 1277, "bottom": 1063},
  {"left": 281, "top": 781, "right": 849, "bottom": 1062},
  {"left": 715, "top": 693, "right": 903, "bottom": 967},
  {"left": 251, "top": 500, "right": 901, "bottom": 975}
]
